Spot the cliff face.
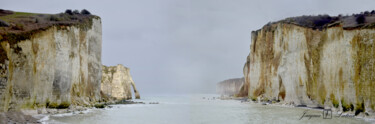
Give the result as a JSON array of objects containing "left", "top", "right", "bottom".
[
  {"left": 101, "top": 64, "right": 140, "bottom": 101},
  {"left": 217, "top": 78, "right": 244, "bottom": 96},
  {"left": 0, "top": 11, "right": 102, "bottom": 112},
  {"left": 244, "top": 21, "right": 375, "bottom": 114}
]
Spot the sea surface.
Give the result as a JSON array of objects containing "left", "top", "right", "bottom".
[{"left": 44, "top": 94, "right": 372, "bottom": 124}]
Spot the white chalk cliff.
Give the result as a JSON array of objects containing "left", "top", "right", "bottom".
[
  {"left": 0, "top": 15, "right": 102, "bottom": 111},
  {"left": 217, "top": 78, "right": 244, "bottom": 96},
  {"left": 101, "top": 64, "right": 140, "bottom": 100},
  {"left": 243, "top": 14, "right": 375, "bottom": 116}
]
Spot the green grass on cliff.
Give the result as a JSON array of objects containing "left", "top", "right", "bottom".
[
  {"left": 0, "top": 12, "right": 38, "bottom": 22},
  {"left": 271, "top": 10, "right": 375, "bottom": 30},
  {"left": 0, "top": 9, "right": 99, "bottom": 35}
]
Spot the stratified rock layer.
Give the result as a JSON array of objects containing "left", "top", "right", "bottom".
[
  {"left": 101, "top": 64, "right": 140, "bottom": 101},
  {"left": 244, "top": 22, "right": 375, "bottom": 115}
]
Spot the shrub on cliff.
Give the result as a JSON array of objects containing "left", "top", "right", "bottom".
[
  {"left": 312, "top": 15, "right": 333, "bottom": 27},
  {"left": 69, "top": 15, "right": 78, "bottom": 20},
  {"left": 65, "top": 9, "right": 73, "bottom": 15},
  {"left": 356, "top": 15, "right": 365, "bottom": 24},
  {"left": 80, "top": 9, "right": 91, "bottom": 15},
  {"left": 364, "top": 11, "right": 370, "bottom": 15},
  {"left": 73, "top": 10, "right": 80, "bottom": 14},
  {"left": 49, "top": 15, "right": 61, "bottom": 21},
  {"left": 285, "top": 14, "right": 335, "bottom": 30}
]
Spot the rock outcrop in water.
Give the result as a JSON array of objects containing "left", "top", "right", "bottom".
[
  {"left": 217, "top": 78, "right": 244, "bottom": 96},
  {"left": 0, "top": 10, "right": 102, "bottom": 112},
  {"left": 101, "top": 64, "right": 140, "bottom": 101},
  {"left": 243, "top": 12, "right": 375, "bottom": 116}
]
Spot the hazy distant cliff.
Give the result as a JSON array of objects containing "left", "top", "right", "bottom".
[
  {"left": 101, "top": 64, "right": 140, "bottom": 101},
  {"left": 0, "top": 10, "right": 102, "bottom": 111},
  {"left": 217, "top": 78, "right": 244, "bottom": 96},
  {"left": 243, "top": 12, "right": 375, "bottom": 115}
]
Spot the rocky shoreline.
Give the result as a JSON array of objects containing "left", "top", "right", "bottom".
[
  {"left": 218, "top": 96, "right": 375, "bottom": 123},
  {"left": 0, "top": 100, "right": 145, "bottom": 124},
  {"left": 0, "top": 111, "right": 40, "bottom": 124}
]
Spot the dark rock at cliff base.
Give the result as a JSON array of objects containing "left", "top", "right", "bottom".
[{"left": 296, "top": 105, "right": 307, "bottom": 108}]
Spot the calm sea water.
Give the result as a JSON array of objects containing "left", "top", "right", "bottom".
[{"left": 44, "top": 94, "right": 371, "bottom": 124}]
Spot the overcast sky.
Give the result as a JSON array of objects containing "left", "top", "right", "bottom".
[{"left": 1, "top": 0, "right": 375, "bottom": 95}]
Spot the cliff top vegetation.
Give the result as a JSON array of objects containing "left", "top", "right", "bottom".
[
  {"left": 266, "top": 10, "right": 375, "bottom": 30},
  {"left": 0, "top": 9, "right": 99, "bottom": 35}
]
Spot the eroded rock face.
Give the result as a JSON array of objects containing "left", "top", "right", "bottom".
[
  {"left": 244, "top": 22, "right": 375, "bottom": 114},
  {"left": 0, "top": 18, "right": 102, "bottom": 112},
  {"left": 217, "top": 78, "right": 244, "bottom": 96},
  {"left": 101, "top": 64, "right": 140, "bottom": 101}
]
